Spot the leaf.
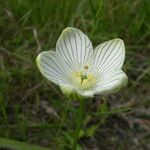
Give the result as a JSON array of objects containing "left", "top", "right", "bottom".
[
  {"left": 79, "top": 129, "right": 85, "bottom": 138},
  {"left": 0, "top": 137, "right": 50, "bottom": 150},
  {"left": 83, "top": 115, "right": 92, "bottom": 126},
  {"left": 85, "top": 125, "right": 98, "bottom": 137},
  {"left": 62, "top": 132, "right": 82, "bottom": 150}
]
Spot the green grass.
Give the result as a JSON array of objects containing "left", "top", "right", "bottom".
[{"left": 0, "top": 0, "right": 150, "bottom": 149}]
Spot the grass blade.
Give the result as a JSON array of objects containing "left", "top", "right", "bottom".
[{"left": 0, "top": 137, "right": 50, "bottom": 150}]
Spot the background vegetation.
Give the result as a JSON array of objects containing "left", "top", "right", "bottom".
[{"left": 0, "top": 0, "right": 150, "bottom": 149}]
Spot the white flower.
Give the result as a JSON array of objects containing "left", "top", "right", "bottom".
[{"left": 36, "top": 27, "right": 128, "bottom": 98}]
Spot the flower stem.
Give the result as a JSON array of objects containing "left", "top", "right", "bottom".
[{"left": 72, "top": 98, "right": 85, "bottom": 150}]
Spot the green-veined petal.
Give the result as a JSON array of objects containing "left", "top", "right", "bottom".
[
  {"left": 56, "top": 27, "right": 93, "bottom": 71},
  {"left": 93, "top": 38, "right": 125, "bottom": 76},
  {"left": 93, "top": 70, "right": 128, "bottom": 94},
  {"left": 36, "top": 51, "right": 69, "bottom": 85}
]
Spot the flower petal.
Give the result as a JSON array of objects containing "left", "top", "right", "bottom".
[
  {"left": 78, "top": 90, "right": 94, "bottom": 98},
  {"left": 60, "top": 83, "right": 83, "bottom": 99},
  {"left": 93, "top": 38, "right": 125, "bottom": 75},
  {"left": 56, "top": 27, "right": 93, "bottom": 71},
  {"left": 36, "top": 50, "right": 69, "bottom": 85},
  {"left": 60, "top": 83, "right": 95, "bottom": 98},
  {"left": 93, "top": 70, "right": 128, "bottom": 94}
]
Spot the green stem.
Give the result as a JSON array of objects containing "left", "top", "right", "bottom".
[{"left": 72, "top": 98, "right": 85, "bottom": 150}]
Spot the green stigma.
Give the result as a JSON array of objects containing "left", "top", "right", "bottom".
[{"left": 81, "top": 75, "right": 87, "bottom": 81}]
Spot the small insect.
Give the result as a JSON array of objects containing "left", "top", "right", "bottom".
[{"left": 84, "top": 65, "right": 89, "bottom": 70}]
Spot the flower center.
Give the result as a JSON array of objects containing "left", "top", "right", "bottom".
[{"left": 71, "top": 66, "right": 96, "bottom": 90}]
